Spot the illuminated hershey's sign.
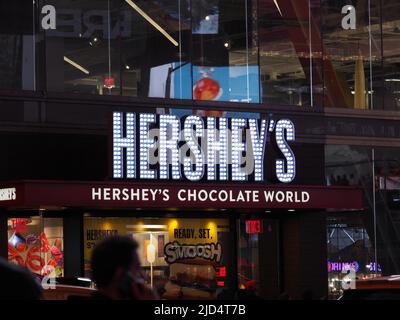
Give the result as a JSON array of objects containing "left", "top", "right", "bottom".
[{"left": 112, "top": 112, "right": 296, "bottom": 183}]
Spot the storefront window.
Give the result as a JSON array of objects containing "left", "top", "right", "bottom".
[
  {"left": 0, "top": 0, "right": 35, "bottom": 91},
  {"left": 327, "top": 216, "right": 378, "bottom": 299},
  {"left": 325, "top": 144, "right": 400, "bottom": 298},
  {"left": 191, "top": 0, "right": 260, "bottom": 103},
  {"left": 237, "top": 218, "right": 279, "bottom": 299},
  {"left": 258, "top": 0, "right": 315, "bottom": 106},
  {"left": 7, "top": 216, "right": 64, "bottom": 278},
  {"left": 41, "top": 0, "right": 121, "bottom": 95},
  {"left": 84, "top": 216, "right": 231, "bottom": 299},
  {"left": 131, "top": 0, "right": 191, "bottom": 99},
  {"left": 39, "top": 0, "right": 259, "bottom": 102},
  {"left": 3, "top": 0, "right": 400, "bottom": 112}
]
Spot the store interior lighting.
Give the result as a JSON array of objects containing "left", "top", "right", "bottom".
[
  {"left": 63, "top": 56, "right": 90, "bottom": 75},
  {"left": 125, "top": 0, "right": 179, "bottom": 47},
  {"left": 274, "top": 0, "right": 283, "bottom": 17},
  {"left": 127, "top": 224, "right": 168, "bottom": 229}
]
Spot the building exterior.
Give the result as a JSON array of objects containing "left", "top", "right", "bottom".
[{"left": 0, "top": 0, "right": 399, "bottom": 299}]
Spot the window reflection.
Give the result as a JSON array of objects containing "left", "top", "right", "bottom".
[
  {"left": 259, "top": 0, "right": 313, "bottom": 106},
  {"left": 43, "top": 0, "right": 121, "bottom": 95},
  {"left": 326, "top": 144, "right": 400, "bottom": 297},
  {"left": 321, "top": 0, "right": 382, "bottom": 109},
  {"left": 192, "top": 0, "right": 259, "bottom": 103},
  {"left": 327, "top": 217, "right": 376, "bottom": 299},
  {"left": 237, "top": 218, "right": 279, "bottom": 299},
  {"left": 1, "top": 0, "right": 400, "bottom": 110},
  {"left": 0, "top": 0, "right": 35, "bottom": 90},
  {"left": 84, "top": 216, "right": 232, "bottom": 300},
  {"left": 7, "top": 216, "right": 64, "bottom": 278},
  {"left": 123, "top": 0, "right": 190, "bottom": 98},
  {"left": 383, "top": 1, "right": 400, "bottom": 110}
]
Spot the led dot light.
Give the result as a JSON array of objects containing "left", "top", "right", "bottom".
[
  {"left": 249, "top": 118, "right": 268, "bottom": 182},
  {"left": 139, "top": 113, "right": 157, "bottom": 179},
  {"left": 231, "top": 118, "right": 247, "bottom": 181},
  {"left": 159, "top": 115, "right": 181, "bottom": 179},
  {"left": 275, "top": 119, "right": 296, "bottom": 183},
  {"left": 183, "top": 116, "right": 205, "bottom": 181},
  {"left": 113, "top": 112, "right": 136, "bottom": 179},
  {"left": 207, "top": 117, "right": 228, "bottom": 181}
]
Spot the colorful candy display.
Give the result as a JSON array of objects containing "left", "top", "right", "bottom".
[{"left": 8, "top": 232, "right": 63, "bottom": 276}]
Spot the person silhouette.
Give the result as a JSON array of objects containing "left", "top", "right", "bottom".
[
  {"left": 0, "top": 257, "right": 42, "bottom": 299},
  {"left": 90, "top": 235, "right": 157, "bottom": 300}
]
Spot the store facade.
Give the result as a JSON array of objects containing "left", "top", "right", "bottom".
[
  {"left": 0, "top": 178, "right": 363, "bottom": 299},
  {"left": 1, "top": 0, "right": 400, "bottom": 300},
  {"left": 0, "top": 106, "right": 364, "bottom": 300}
]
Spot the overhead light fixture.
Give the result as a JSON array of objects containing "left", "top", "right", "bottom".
[
  {"left": 89, "top": 36, "right": 102, "bottom": 47},
  {"left": 385, "top": 79, "right": 400, "bottom": 82},
  {"left": 125, "top": 0, "right": 178, "bottom": 47},
  {"left": 126, "top": 224, "right": 168, "bottom": 229},
  {"left": 64, "top": 56, "right": 90, "bottom": 75},
  {"left": 351, "top": 90, "right": 374, "bottom": 94},
  {"left": 274, "top": 0, "right": 283, "bottom": 17}
]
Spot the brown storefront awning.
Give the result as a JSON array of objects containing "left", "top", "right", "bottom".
[{"left": 0, "top": 180, "right": 364, "bottom": 210}]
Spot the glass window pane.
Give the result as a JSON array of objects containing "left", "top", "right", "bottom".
[
  {"left": 42, "top": 0, "right": 121, "bottom": 95},
  {"left": 321, "top": 0, "right": 382, "bottom": 109},
  {"left": 7, "top": 216, "right": 64, "bottom": 278},
  {"left": 84, "top": 216, "right": 232, "bottom": 300},
  {"left": 259, "top": 0, "right": 312, "bottom": 106},
  {"left": 192, "top": 0, "right": 260, "bottom": 103},
  {"left": 0, "top": 0, "right": 35, "bottom": 90},
  {"left": 237, "top": 217, "right": 279, "bottom": 299},
  {"left": 125, "top": 0, "right": 191, "bottom": 99}
]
